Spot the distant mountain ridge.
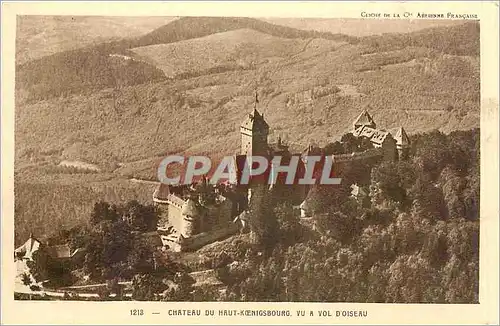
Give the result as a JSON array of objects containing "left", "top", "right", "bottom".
[
  {"left": 16, "top": 17, "right": 359, "bottom": 102},
  {"left": 359, "top": 21, "right": 479, "bottom": 56},
  {"left": 135, "top": 16, "right": 358, "bottom": 47},
  {"left": 15, "top": 16, "right": 177, "bottom": 65},
  {"left": 16, "top": 18, "right": 479, "bottom": 103}
]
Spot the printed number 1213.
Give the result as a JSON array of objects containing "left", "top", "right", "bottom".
[{"left": 130, "top": 309, "right": 144, "bottom": 316}]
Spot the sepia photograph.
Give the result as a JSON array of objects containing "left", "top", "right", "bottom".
[{"left": 1, "top": 1, "right": 499, "bottom": 325}]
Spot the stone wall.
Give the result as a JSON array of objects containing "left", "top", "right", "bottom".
[
  {"left": 332, "top": 148, "right": 383, "bottom": 163},
  {"left": 167, "top": 203, "right": 185, "bottom": 235},
  {"left": 180, "top": 222, "right": 240, "bottom": 252}
]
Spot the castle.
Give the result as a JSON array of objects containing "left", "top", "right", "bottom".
[
  {"left": 352, "top": 109, "right": 410, "bottom": 160},
  {"left": 153, "top": 104, "right": 410, "bottom": 252}
]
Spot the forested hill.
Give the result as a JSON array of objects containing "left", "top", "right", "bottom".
[
  {"left": 201, "top": 128, "right": 480, "bottom": 303},
  {"left": 134, "top": 16, "right": 358, "bottom": 47},
  {"left": 359, "top": 21, "right": 479, "bottom": 56},
  {"left": 15, "top": 17, "right": 357, "bottom": 102},
  {"left": 16, "top": 18, "right": 479, "bottom": 103}
]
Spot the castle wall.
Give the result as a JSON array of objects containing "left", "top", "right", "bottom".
[
  {"left": 179, "top": 222, "right": 240, "bottom": 252},
  {"left": 332, "top": 148, "right": 383, "bottom": 163},
  {"left": 167, "top": 204, "right": 184, "bottom": 234},
  {"left": 201, "top": 200, "right": 233, "bottom": 233},
  {"left": 160, "top": 235, "right": 182, "bottom": 252},
  {"left": 182, "top": 216, "right": 196, "bottom": 238}
]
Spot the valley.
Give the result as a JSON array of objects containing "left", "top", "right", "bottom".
[{"left": 14, "top": 18, "right": 480, "bottom": 245}]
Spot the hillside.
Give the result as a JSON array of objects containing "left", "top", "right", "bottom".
[
  {"left": 16, "top": 21, "right": 480, "bottom": 172},
  {"left": 14, "top": 20, "right": 480, "bottom": 243},
  {"left": 134, "top": 16, "right": 358, "bottom": 48},
  {"left": 359, "top": 21, "right": 480, "bottom": 56},
  {"left": 16, "top": 58, "right": 480, "bottom": 175},
  {"left": 16, "top": 16, "right": 176, "bottom": 65},
  {"left": 130, "top": 29, "right": 346, "bottom": 77},
  {"left": 262, "top": 18, "right": 465, "bottom": 37},
  {"left": 14, "top": 175, "right": 158, "bottom": 245},
  {"left": 16, "top": 17, "right": 358, "bottom": 102}
]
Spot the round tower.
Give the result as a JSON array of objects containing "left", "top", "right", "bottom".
[{"left": 181, "top": 198, "right": 201, "bottom": 238}]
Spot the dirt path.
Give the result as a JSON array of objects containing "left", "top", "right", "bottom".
[{"left": 129, "top": 177, "right": 160, "bottom": 185}]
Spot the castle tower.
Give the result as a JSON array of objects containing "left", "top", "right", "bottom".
[
  {"left": 299, "top": 144, "right": 323, "bottom": 201},
  {"left": 394, "top": 127, "right": 411, "bottom": 160},
  {"left": 240, "top": 96, "right": 269, "bottom": 157},
  {"left": 353, "top": 109, "right": 377, "bottom": 132},
  {"left": 181, "top": 198, "right": 201, "bottom": 238}
]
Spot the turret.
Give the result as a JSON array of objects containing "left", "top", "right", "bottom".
[{"left": 353, "top": 109, "right": 376, "bottom": 132}]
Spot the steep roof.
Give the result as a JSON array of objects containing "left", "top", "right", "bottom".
[
  {"left": 354, "top": 125, "right": 376, "bottom": 138},
  {"left": 353, "top": 110, "right": 376, "bottom": 129},
  {"left": 370, "top": 129, "right": 390, "bottom": 145},
  {"left": 240, "top": 108, "right": 269, "bottom": 132},
  {"left": 14, "top": 236, "right": 42, "bottom": 260},
  {"left": 394, "top": 127, "right": 410, "bottom": 147},
  {"left": 353, "top": 125, "right": 391, "bottom": 146},
  {"left": 153, "top": 183, "right": 170, "bottom": 201},
  {"left": 299, "top": 199, "right": 310, "bottom": 211}
]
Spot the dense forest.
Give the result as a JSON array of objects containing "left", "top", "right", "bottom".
[
  {"left": 28, "top": 128, "right": 479, "bottom": 303},
  {"left": 359, "top": 21, "right": 479, "bottom": 56},
  {"left": 206, "top": 128, "right": 479, "bottom": 303}
]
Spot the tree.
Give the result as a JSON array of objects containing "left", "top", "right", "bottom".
[
  {"left": 107, "top": 277, "right": 123, "bottom": 299},
  {"left": 26, "top": 249, "right": 49, "bottom": 283},
  {"left": 341, "top": 133, "right": 360, "bottom": 153},
  {"left": 358, "top": 136, "right": 374, "bottom": 152},
  {"left": 132, "top": 274, "right": 166, "bottom": 301},
  {"left": 412, "top": 130, "right": 451, "bottom": 180},
  {"left": 306, "top": 184, "right": 347, "bottom": 214},
  {"left": 386, "top": 254, "right": 443, "bottom": 303},
  {"left": 127, "top": 239, "right": 155, "bottom": 275},
  {"left": 371, "top": 162, "right": 407, "bottom": 205},
  {"left": 84, "top": 219, "right": 133, "bottom": 280},
  {"left": 410, "top": 173, "right": 447, "bottom": 221},
  {"left": 161, "top": 271, "right": 196, "bottom": 301},
  {"left": 323, "top": 141, "right": 344, "bottom": 155},
  {"left": 90, "top": 201, "right": 120, "bottom": 224},
  {"left": 247, "top": 186, "right": 279, "bottom": 251},
  {"left": 217, "top": 129, "right": 480, "bottom": 304},
  {"left": 121, "top": 200, "right": 159, "bottom": 232},
  {"left": 274, "top": 203, "right": 303, "bottom": 246},
  {"left": 21, "top": 273, "right": 32, "bottom": 286},
  {"left": 314, "top": 211, "right": 361, "bottom": 243}
]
